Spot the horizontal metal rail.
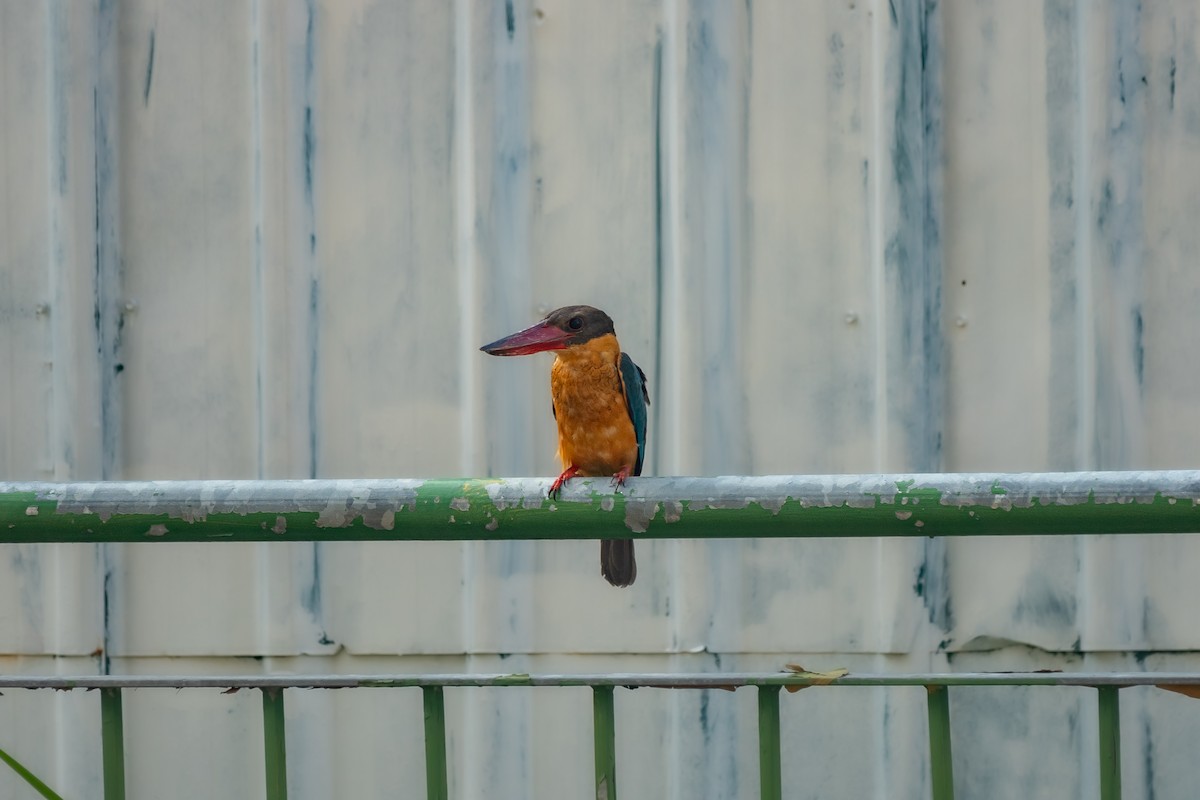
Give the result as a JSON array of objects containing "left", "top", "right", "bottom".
[
  {"left": 0, "top": 471, "right": 1197, "bottom": 543},
  {"left": 0, "top": 672, "right": 1197, "bottom": 689}
]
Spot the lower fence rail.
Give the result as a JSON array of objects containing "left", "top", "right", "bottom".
[{"left": 7, "top": 671, "right": 1199, "bottom": 800}]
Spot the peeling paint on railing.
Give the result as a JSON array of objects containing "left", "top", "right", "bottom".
[{"left": 0, "top": 472, "right": 1198, "bottom": 544}]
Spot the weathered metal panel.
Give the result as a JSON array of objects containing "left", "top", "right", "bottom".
[
  {"left": 101, "top": 0, "right": 301, "bottom": 661},
  {"left": 938, "top": 0, "right": 1090, "bottom": 656},
  {"left": 0, "top": 1, "right": 103, "bottom": 666},
  {"left": 117, "top": 1, "right": 260, "bottom": 479},
  {"left": 0, "top": 0, "right": 56, "bottom": 658},
  {"left": 1076, "top": 2, "right": 1200, "bottom": 656},
  {"left": 1141, "top": 6, "right": 1200, "bottom": 471},
  {"left": 730, "top": 0, "right": 942, "bottom": 663},
  {"left": 940, "top": 2, "right": 1200, "bottom": 660},
  {"left": 302, "top": 0, "right": 470, "bottom": 658}
]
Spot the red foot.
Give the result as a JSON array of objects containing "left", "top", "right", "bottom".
[
  {"left": 610, "top": 464, "right": 634, "bottom": 489},
  {"left": 548, "top": 466, "right": 580, "bottom": 500}
]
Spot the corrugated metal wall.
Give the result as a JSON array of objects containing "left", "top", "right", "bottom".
[{"left": 2, "top": 0, "right": 1199, "bottom": 797}]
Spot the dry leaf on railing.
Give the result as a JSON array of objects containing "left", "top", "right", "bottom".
[{"left": 783, "top": 663, "right": 850, "bottom": 693}]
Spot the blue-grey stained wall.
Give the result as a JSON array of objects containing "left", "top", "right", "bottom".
[{"left": 1, "top": 0, "right": 1199, "bottom": 797}]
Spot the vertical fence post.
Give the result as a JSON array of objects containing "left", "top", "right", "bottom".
[
  {"left": 926, "top": 686, "right": 954, "bottom": 800},
  {"left": 757, "top": 686, "right": 782, "bottom": 800},
  {"left": 593, "top": 686, "right": 617, "bottom": 800},
  {"left": 262, "top": 688, "right": 288, "bottom": 800},
  {"left": 1097, "top": 686, "right": 1122, "bottom": 800},
  {"left": 100, "top": 687, "right": 126, "bottom": 800},
  {"left": 423, "top": 686, "right": 449, "bottom": 800}
]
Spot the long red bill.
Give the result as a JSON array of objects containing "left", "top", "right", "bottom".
[{"left": 480, "top": 320, "right": 572, "bottom": 356}]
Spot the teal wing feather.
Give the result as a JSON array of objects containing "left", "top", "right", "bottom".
[{"left": 618, "top": 353, "right": 650, "bottom": 475}]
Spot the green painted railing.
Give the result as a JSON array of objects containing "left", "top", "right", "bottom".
[
  {"left": 0, "top": 471, "right": 1198, "bottom": 799},
  {"left": 3, "top": 672, "right": 1199, "bottom": 800},
  {"left": 0, "top": 471, "right": 1197, "bottom": 543}
]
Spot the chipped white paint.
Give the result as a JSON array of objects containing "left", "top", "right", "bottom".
[
  {"left": 623, "top": 500, "right": 658, "bottom": 534},
  {"left": 42, "top": 479, "right": 424, "bottom": 530}
]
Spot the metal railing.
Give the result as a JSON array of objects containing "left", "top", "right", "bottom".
[
  {"left": 2, "top": 671, "right": 1194, "bottom": 800},
  {"left": 1, "top": 470, "right": 1199, "bottom": 800},
  {"left": 2, "top": 471, "right": 1198, "bottom": 543}
]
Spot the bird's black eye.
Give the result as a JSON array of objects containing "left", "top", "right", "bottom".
[{"left": 568, "top": 316, "right": 584, "bottom": 330}]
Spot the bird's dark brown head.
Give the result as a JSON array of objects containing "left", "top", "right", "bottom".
[{"left": 480, "top": 305, "right": 616, "bottom": 356}]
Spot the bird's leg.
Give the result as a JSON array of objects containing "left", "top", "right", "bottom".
[
  {"left": 610, "top": 464, "right": 634, "bottom": 489},
  {"left": 548, "top": 465, "right": 580, "bottom": 500}
]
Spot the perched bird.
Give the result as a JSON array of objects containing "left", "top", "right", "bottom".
[{"left": 481, "top": 305, "right": 649, "bottom": 587}]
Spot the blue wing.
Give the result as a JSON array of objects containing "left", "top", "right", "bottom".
[{"left": 618, "top": 353, "right": 650, "bottom": 476}]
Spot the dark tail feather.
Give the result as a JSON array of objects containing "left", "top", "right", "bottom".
[{"left": 601, "top": 540, "right": 637, "bottom": 587}]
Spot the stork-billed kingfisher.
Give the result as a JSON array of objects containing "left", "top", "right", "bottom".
[{"left": 481, "top": 305, "right": 649, "bottom": 587}]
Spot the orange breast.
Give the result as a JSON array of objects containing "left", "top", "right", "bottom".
[{"left": 550, "top": 334, "right": 639, "bottom": 477}]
